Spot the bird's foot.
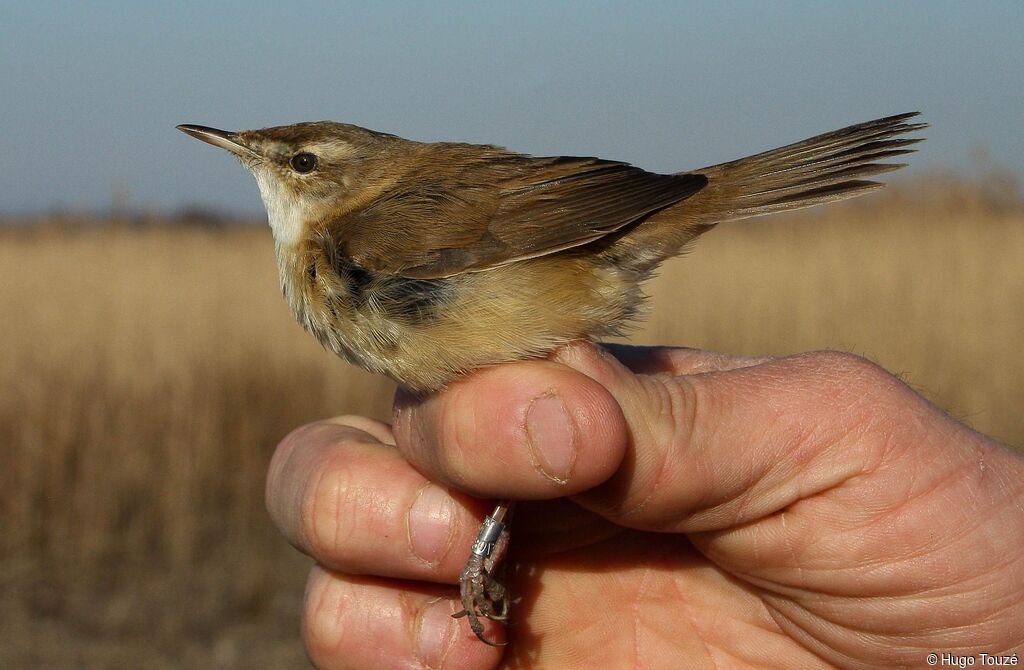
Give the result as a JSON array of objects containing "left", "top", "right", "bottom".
[{"left": 452, "top": 512, "right": 510, "bottom": 645}]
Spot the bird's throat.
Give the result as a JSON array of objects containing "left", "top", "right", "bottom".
[{"left": 253, "top": 169, "right": 307, "bottom": 247}]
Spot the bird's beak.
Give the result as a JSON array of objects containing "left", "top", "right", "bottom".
[{"left": 176, "top": 124, "right": 259, "bottom": 159}]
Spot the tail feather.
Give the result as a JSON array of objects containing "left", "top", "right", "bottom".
[{"left": 680, "top": 112, "right": 927, "bottom": 224}]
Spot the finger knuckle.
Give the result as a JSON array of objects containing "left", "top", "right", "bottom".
[
  {"left": 610, "top": 375, "right": 708, "bottom": 526},
  {"left": 266, "top": 422, "right": 349, "bottom": 548},
  {"left": 808, "top": 350, "right": 916, "bottom": 412},
  {"left": 303, "top": 451, "right": 356, "bottom": 558},
  {"left": 810, "top": 350, "right": 889, "bottom": 386},
  {"left": 302, "top": 569, "right": 347, "bottom": 666}
]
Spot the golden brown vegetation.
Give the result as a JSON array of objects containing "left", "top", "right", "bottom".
[{"left": 1, "top": 173, "right": 1021, "bottom": 667}]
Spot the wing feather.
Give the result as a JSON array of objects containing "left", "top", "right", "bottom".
[{"left": 338, "top": 152, "right": 706, "bottom": 279}]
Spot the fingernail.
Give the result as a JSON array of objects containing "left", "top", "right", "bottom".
[
  {"left": 526, "top": 392, "right": 577, "bottom": 483},
  {"left": 416, "top": 598, "right": 456, "bottom": 667},
  {"left": 407, "top": 484, "right": 455, "bottom": 565}
]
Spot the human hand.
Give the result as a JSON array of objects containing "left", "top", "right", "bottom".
[{"left": 266, "top": 342, "right": 1024, "bottom": 669}]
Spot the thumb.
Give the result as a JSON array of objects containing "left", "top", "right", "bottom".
[{"left": 552, "top": 342, "right": 925, "bottom": 533}]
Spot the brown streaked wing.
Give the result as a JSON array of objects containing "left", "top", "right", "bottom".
[{"left": 344, "top": 155, "right": 706, "bottom": 279}]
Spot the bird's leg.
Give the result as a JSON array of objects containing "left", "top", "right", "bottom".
[{"left": 452, "top": 501, "right": 514, "bottom": 645}]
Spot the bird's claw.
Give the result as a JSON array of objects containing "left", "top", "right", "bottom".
[
  {"left": 453, "top": 512, "right": 511, "bottom": 645},
  {"left": 454, "top": 552, "right": 510, "bottom": 646}
]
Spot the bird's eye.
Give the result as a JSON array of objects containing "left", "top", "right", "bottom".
[{"left": 289, "top": 152, "right": 318, "bottom": 173}]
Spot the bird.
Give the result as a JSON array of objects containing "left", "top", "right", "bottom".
[{"left": 178, "top": 112, "right": 926, "bottom": 643}]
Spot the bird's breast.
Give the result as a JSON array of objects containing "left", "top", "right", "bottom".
[
  {"left": 276, "top": 242, "right": 641, "bottom": 391},
  {"left": 277, "top": 243, "right": 462, "bottom": 387}
]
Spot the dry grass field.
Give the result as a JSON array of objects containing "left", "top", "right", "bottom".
[{"left": 1, "top": 173, "right": 1021, "bottom": 667}]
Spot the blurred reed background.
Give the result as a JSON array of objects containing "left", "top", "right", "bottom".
[{"left": 1, "top": 171, "right": 1021, "bottom": 667}]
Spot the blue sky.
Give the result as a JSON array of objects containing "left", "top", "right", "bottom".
[{"left": 1, "top": 1, "right": 1021, "bottom": 215}]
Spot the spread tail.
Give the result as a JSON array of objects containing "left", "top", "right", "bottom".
[{"left": 679, "top": 112, "right": 927, "bottom": 226}]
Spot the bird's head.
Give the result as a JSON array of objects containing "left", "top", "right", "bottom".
[{"left": 177, "top": 121, "right": 400, "bottom": 246}]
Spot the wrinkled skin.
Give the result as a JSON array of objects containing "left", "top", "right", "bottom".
[{"left": 266, "top": 343, "right": 1024, "bottom": 669}]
